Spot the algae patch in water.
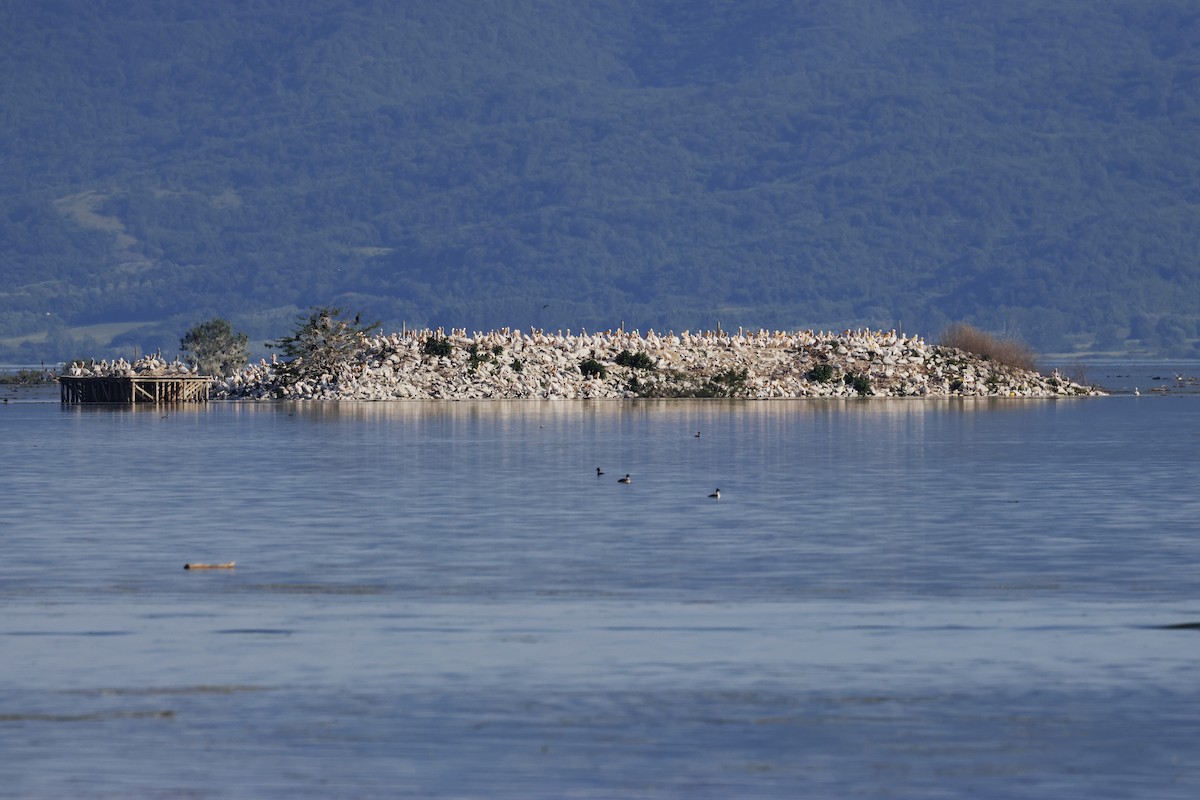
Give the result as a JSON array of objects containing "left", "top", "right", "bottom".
[{"left": 0, "top": 709, "right": 175, "bottom": 722}]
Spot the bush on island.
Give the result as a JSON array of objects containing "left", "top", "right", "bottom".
[
  {"left": 705, "top": 367, "right": 750, "bottom": 397},
  {"left": 614, "top": 349, "right": 655, "bottom": 370},
  {"left": 0, "top": 367, "right": 58, "bottom": 385},
  {"left": 422, "top": 336, "right": 454, "bottom": 358},
  {"left": 806, "top": 363, "right": 837, "bottom": 383},
  {"left": 939, "top": 322, "right": 1038, "bottom": 372},
  {"left": 844, "top": 372, "right": 872, "bottom": 396},
  {"left": 579, "top": 357, "right": 607, "bottom": 379},
  {"left": 466, "top": 342, "right": 491, "bottom": 372}
]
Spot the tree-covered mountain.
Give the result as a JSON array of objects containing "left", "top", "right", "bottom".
[{"left": 2, "top": 0, "right": 1198, "bottom": 362}]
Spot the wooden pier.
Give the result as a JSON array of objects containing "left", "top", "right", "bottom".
[{"left": 60, "top": 375, "right": 213, "bottom": 404}]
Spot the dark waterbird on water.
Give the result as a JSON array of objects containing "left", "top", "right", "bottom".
[
  {"left": 596, "top": 467, "right": 604, "bottom": 476},
  {"left": 708, "top": 489, "right": 720, "bottom": 500},
  {"left": 618, "top": 474, "right": 631, "bottom": 484}
]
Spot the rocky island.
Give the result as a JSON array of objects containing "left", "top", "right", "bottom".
[
  {"left": 192, "top": 326, "right": 1099, "bottom": 400},
  {"left": 65, "top": 327, "right": 1100, "bottom": 401}
]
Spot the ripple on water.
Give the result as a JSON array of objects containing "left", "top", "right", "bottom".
[{"left": 237, "top": 582, "right": 392, "bottom": 596}]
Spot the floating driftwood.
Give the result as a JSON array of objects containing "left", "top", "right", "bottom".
[{"left": 183, "top": 562, "right": 236, "bottom": 570}]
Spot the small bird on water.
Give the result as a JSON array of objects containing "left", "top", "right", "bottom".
[
  {"left": 695, "top": 431, "right": 701, "bottom": 438},
  {"left": 618, "top": 474, "right": 632, "bottom": 484},
  {"left": 708, "top": 488, "right": 721, "bottom": 500},
  {"left": 596, "top": 467, "right": 604, "bottom": 476}
]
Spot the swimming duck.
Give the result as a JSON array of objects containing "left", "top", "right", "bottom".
[
  {"left": 596, "top": 467, "right": 604, "bottom": 476},
  {"left": 708, "top": 488, "right": 720, "bottom": 500},
  {"left": 618, "top": 474, "right": 631, "bottom": 484}
]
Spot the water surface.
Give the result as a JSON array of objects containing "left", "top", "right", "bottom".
[{"left": 1, "top": 391, "right": 1198, "bottom": 798}]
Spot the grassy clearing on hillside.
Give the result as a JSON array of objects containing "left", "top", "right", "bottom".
[{"left": 0, "top": 321, "right": 155, "bottom": 348}]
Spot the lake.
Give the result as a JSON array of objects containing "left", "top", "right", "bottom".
[{"left": 1, "top": 366, "right": 1198, "bottom": 798}]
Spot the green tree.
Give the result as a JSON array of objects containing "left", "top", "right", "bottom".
[{"left": 180, "top": 317, "right": 249, "bottom": 377}]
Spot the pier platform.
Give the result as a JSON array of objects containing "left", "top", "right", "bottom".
[{"left": 60, "top": 375, "right": 212, "bottom": 404}]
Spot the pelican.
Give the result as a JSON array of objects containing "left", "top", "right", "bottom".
[
  {"left": 708, "top": 488, "right": 721, "bottom": 500},
  {"left": 618, "top": 474, "right": 632, "bottom": 484}
]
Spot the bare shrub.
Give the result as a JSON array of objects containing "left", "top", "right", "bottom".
[
  {"left": 938, "top": 322, "right": 1038, "bottom": 372},
  {"left": 1064, "top": 359, "right": 1090, "bottom": 386},
  {"left": 268, "top": 306, "right": 379, "bottom": 383}
]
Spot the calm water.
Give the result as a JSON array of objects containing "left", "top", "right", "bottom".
[{"left": 2, "top": 380, "right": 1198, "bottom": 797}]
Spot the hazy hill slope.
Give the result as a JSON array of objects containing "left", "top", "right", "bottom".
[{"left": 1, "top": 0, "right": 1198, "bottom": 360}]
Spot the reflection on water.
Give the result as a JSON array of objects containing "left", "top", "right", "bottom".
[{"left": 2, "top": 395, "right": 1200, "bottom": 798}]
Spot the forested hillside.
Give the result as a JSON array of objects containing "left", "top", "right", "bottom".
[{"left": 2, "top": 0, "right": 1198, "bottom": 361}]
